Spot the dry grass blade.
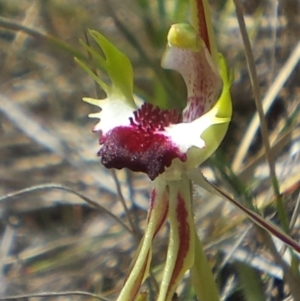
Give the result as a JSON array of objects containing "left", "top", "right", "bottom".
[
  {"left": 238, "top": 126, "right": 300, "bottom": 183},
  {"left": 111, "top": 170, "right": 140, "bottom": 238},
  {"left": 232, "top": 40, "right": 300, "bottom": 171},
  {"left": 0, "top": 94, "right": 65, "bottom": 154},
  {"left": 0, "top": 16, "right": 87, "bottom": 60},
  {"left": 1, "top": 3, "right": 38, "bottom": 82},
  {"left": 214, "top": 226, "right": 251, "bottom": 275},
  {"left": 0, "top": 93, "right": 136, "bottom": 198},
  {"left": 188, "top": 170, "right": 300, "bottom": 253},
  {"left": 0, "top": 184, "right": 132, "bottom": 234},
  {"left": 233, "top": 0, "right": 289, "bottom": 234},
  {"left": 232, "top": 0, "right": 278, "bottom": 190},
  {"left": 0, "top": 225, "right": 15, "bottom": 283},
  {"left": 289, "top": 191, "right": 300, "bottom": 230},
  {"left": 0, "top": 291, "right": 109, "bottom": 301}
]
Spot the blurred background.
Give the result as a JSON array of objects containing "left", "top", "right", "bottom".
[{"left": 0, "top": 0, "right": 299, "bottom": 300}]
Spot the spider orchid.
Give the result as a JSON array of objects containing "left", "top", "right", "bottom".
[{"left": 76, "top": 0, "right": 232, "bottom": 300}]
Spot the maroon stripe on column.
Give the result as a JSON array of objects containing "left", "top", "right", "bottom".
[{"left": 196, "top": 0, "right": 210, "bottom": 52}]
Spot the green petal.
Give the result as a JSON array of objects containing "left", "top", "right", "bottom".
[
  {"left": 157, "top": 175, "right": 195, "bottom": 301},
  {"left": 76, "top": 30, "right": 135, "bottom": 105},
  {"left": 116, "top": 180, "right": 169, "bottom": 301}
]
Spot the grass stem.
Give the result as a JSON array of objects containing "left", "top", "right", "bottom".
[{"left": 233, "top": 0, "right": 289, "bottom": 233}]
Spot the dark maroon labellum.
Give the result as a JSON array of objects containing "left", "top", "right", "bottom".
[{"left": 97, "top": 103, "right": 186, "bottom": 180}]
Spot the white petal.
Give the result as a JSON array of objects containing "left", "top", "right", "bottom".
[
  {"left": 163, "top": 111, "right": 216, "bottom": 153},
  {"left": 83, "top": 97, "right": 136, "bottom": 135},
  {"left": 160, "top": 107, "right": 230, "bottom": 180}
]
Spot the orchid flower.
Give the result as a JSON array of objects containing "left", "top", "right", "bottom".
[{"left": 76, "top": 0, "right": 232, "bottom": 300}]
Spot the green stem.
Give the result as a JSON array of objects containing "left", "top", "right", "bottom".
[{"left": 0, "top": 16, "right": 87, "bottom": 62}]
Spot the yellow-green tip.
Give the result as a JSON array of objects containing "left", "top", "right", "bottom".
[{"left": 167, "top": 23, "right": 201, "bottom": 51}]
